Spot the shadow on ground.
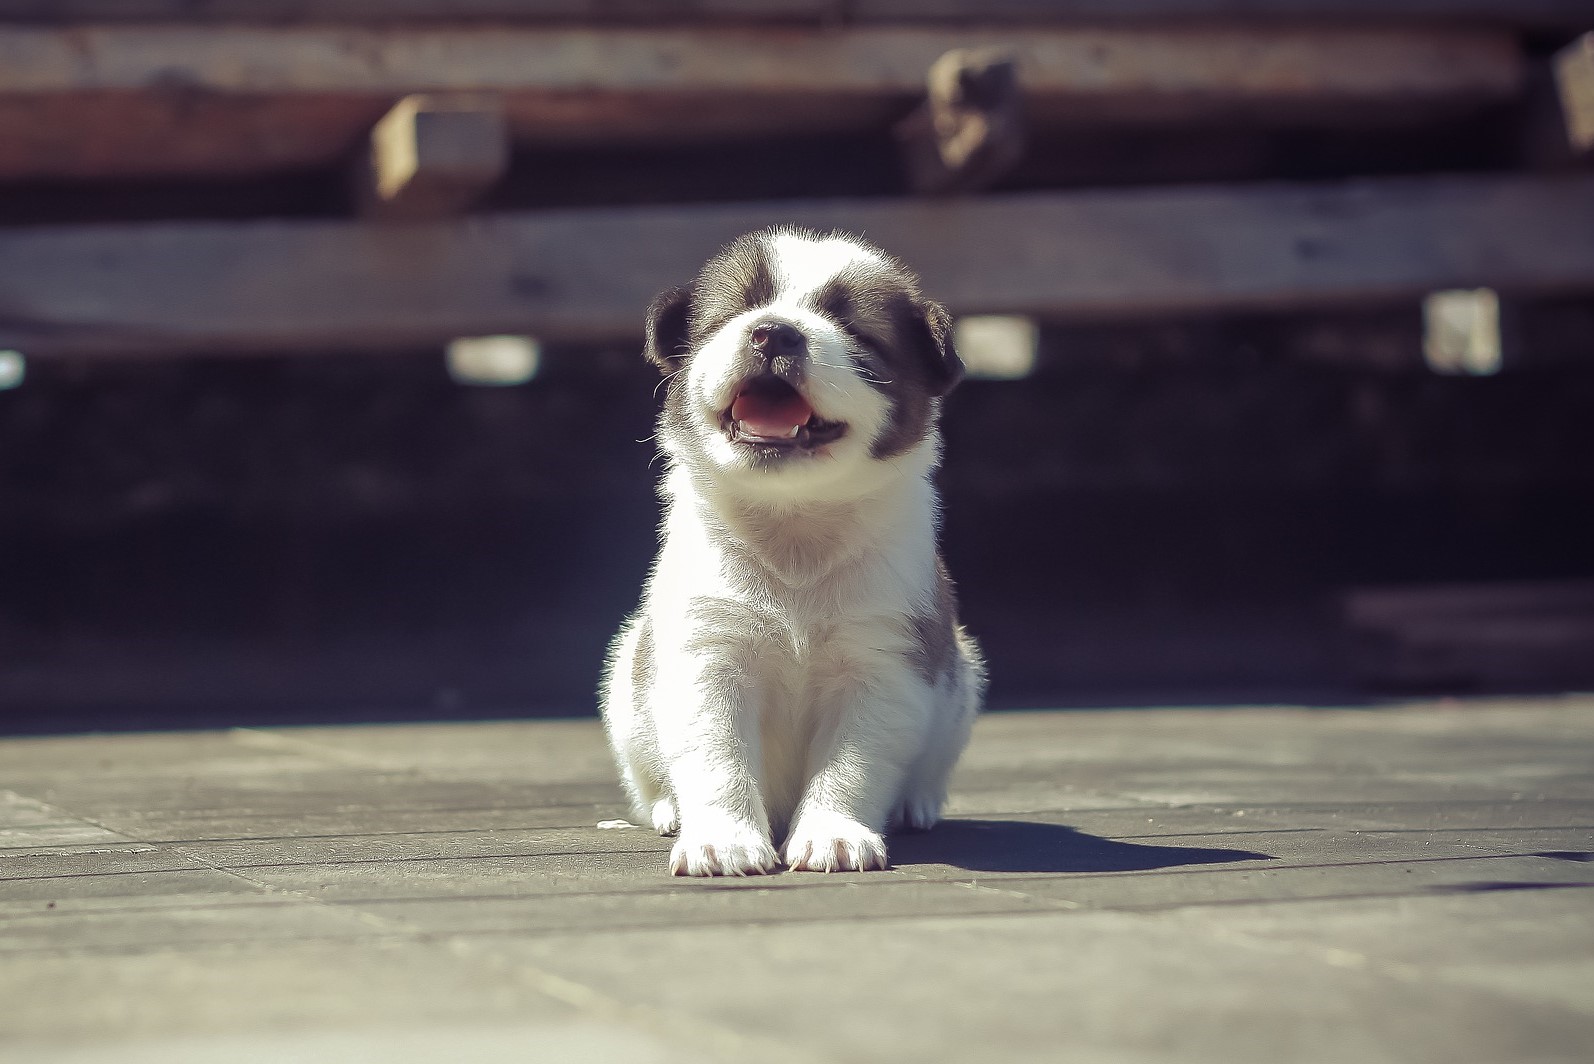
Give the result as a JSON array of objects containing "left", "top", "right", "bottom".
[{"left": 891, "top": 819, "right": 1273, "bottom": 874}]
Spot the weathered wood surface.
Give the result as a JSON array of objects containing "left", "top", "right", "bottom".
[
  {"left": 2, "top": 705, "right": 1592, "bottom": 1063},
  {"left": 0, "top": 25, "right": 1521, "bottom": 178},
  {"left": 0, "top": 0, "right": 1589, "bottom": 28},
  {"left": 4, "top": 173, "right": 1593, "bottom": 358}
]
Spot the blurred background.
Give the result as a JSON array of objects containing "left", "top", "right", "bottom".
[{"left": 1, "top": 2, "right": 1592, "bottom": 734}]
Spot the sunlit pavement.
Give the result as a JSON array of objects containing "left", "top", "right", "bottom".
[{"left": 3, "top": 698, "right": 1592, "bottom": 1063}]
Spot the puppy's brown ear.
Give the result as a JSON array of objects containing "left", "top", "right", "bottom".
[
  {"left": 643, "top": 285, "right": 694, "bottom": 376},
  {"left": 906, "top": 297, "right": 965, "bottom": 397}
]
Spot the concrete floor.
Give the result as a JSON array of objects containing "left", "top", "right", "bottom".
[{"left": 3, "top": 697, "right": 1592, "bottom": 1063}]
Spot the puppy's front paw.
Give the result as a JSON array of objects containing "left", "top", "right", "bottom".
[
  {"left": 784, "top": 811, "right": 889, "bottom": 872},
  {"left": 669, "top": 826, "right": 778, "bottom": 877}
]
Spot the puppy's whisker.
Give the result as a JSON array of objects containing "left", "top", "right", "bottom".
[
  {"left": 809, "top": 356, "right": 893, "bottom": 387},
  {"left": 653, "top": 369, "right": 685, "bottom": 400}
]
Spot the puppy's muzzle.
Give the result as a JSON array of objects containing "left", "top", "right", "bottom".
[{"left": 718, "top": 319, "right": 845, "bottom": 453}]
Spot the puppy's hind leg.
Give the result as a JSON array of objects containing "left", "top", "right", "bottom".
[
  {"left": 889, "top": 703, "right": 973, "bottom": 832},
  {"left": 890, "top": 637, "right": 984, "bottom": 833},
  {"left": 647, "top": 794, "right": 680, "bottom": 836},
  {"left": 617, "top": 732, "right": 678, "bottom": 837},
  {"left": 600, "top": 617, "right": 676, "bottom": 835}
]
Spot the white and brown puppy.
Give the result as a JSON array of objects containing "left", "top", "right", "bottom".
[{"left": 601, "top": 227, "right": 984, "bottom": 876}]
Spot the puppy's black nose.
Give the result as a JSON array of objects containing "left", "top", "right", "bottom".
[{"left": 749, "top": 321, "right": 805, "bottom": 358}]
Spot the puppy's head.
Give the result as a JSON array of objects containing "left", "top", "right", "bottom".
[{"left": 645, "top": 227, "right": 962, "bottom": 500}]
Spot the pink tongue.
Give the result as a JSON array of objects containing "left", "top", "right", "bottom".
[{"left": 731, "top": 390, "right": 813, "bottom": 437}]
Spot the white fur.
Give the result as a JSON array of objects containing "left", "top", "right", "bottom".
[
  {"left": 601, "top": 232, "right": 983, "bottom": 876},
  {"left": 767, "top": 230, "right": 886, "bottom": 297}
]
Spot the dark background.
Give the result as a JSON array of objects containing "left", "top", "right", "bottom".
[{"left": 4, "top": 307, "right": 1592, "bottom": 732}]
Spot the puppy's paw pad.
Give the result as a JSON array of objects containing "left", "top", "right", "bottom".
[
  {"left": 650, "top": 798, "right": 680, "bottom": 837},
  {"left": 784, "top": 814, "right": 888, "bottom": 872},
  {"left": 669, "top": 834, "right": 778, "bottom": 877}
]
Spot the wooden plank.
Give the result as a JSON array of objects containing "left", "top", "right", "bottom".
[
  {"left": 3, "top": 173, "right": 1593, "bottom": 358},
  {"left": 0, "top": 1, "right": 1588, "bottom": 29},
  {"left": 861, "top": 1, "right": 1594, "bottom": 27},
  {"left": 0, "top": 25, "right": 1522, "bottom": 179}
]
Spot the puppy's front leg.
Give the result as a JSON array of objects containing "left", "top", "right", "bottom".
[
  {"left": 784, "top": 671, "right": 921, "bottom": 873},
  {"left": 653, "top": 644, "right": 779, "bottom": 877}
]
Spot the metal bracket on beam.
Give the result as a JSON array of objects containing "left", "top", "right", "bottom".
[
  {"left": 895, "top": 48, "right": 1026, "bottom": 196},
  {"left": 356, "top": 94, "right": 509, "bottom": 220}
]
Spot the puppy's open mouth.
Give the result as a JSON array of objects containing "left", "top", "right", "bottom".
[{"left": 721, "top": 375, "right": 846, "bottom": 451}]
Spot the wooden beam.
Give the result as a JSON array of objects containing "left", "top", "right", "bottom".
[
  {"left": 0, "top": 25, "right": 1522, "bottom": 179},
  {"left": 3, "top": 174, "right": 1593, "bottom": 358},
  {"left": 0, "top": 1, "right": 1587, "bottom": 29},
  {"left": 358, "top": 94, "right": 509, "bottom": 219},
  {"left": 896, "top": 49, "right": 1026, "bottom": 195}
]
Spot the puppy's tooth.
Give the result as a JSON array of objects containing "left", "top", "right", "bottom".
[{"left": 787, "top": 425, "right": 801, "bottom": 438}]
